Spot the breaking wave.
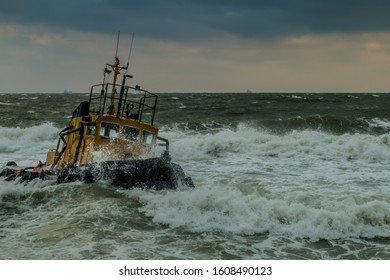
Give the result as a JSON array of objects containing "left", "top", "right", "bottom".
[
  {"left": 0, "top": 123, "right": 59, "bottom": 166},
  {"left": 132, "top": 187, "right": 390, "bottom": 240},
  {"left": 2, "top": 121, "right": 390, "bottom": 243},
  {"left": 162, "top": 123, "right": 390, "bottom": 162},
  {"left": 122, "top": 122, "right": 390, "bottom": 240}
]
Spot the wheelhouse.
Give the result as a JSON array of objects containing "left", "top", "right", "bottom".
[{"left": 46, "top": 61, "right": 168, "bottom": 168}]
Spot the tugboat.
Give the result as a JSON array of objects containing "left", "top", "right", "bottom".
[{"left": 1, "top": 45, "right": 194, "bottom": 190}]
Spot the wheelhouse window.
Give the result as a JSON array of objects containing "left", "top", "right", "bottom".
[
  {"left": 123, "top": 126, "right": 140, "bottom": 141},
  {"left": 100, "top": 122, "right": 119, "bottom": 138},
  {"left": 87, "top": 125, "right": 96, "bottom": 136},
  {"left": 142, "top": 130, "right": 155, "bottom": 145}
]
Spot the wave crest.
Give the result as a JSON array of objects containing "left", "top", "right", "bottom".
[
  {"left": 162, "top": 123, "right": 390, "bottom": 162},
  {"left": 0, "top": 123, "right": 59, "bottom": 166}
]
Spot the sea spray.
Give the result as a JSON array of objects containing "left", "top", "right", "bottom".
[{"left": 0, "top": 123, "right": 58, "bottom": 166}]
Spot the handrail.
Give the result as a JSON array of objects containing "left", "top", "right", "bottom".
[
  {"left": 51, "top": 126, "right": 80, "bottom": 168},
  {"left": 157, "top": 136, "right": 169, "bottom": 152},
  {"left": 89, "top": 82, "right": 158, "bottom": 126}
]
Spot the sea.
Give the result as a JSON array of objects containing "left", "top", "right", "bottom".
[{"left": 1, "top": 92, "right": 390, "bottom": 260}]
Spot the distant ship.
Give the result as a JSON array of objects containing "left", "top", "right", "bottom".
[{"left": 64, "top": 89, "right": 72, "bottom": 94}]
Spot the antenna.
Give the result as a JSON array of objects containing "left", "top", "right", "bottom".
[
  {"left": 115, "top": 30, "right": 120, "bottom": 59},
  {"left": 126, "top": 33, "right": 135, "bottom": 70}
]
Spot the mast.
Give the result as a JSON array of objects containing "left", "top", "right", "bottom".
[{"left": 106, "top": 31, "right": 128, "bottom": 115}]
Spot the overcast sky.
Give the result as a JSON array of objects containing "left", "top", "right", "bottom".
[{"left": 1, "top": 0, "right": 390, "bottom": 93}]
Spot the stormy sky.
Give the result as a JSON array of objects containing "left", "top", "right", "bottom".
[{"left": 1, "top": 0, "right": 390, "bottom": 93}]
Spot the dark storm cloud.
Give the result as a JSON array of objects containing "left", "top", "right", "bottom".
[{"left": 2, "top": 0, "right": 390, "bottom": 41}]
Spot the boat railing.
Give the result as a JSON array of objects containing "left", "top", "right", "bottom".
[
  {"left": 88, "top": 82, "right": 158, "bottom": 126},
  {"left": 157, "top": 136, "right": 169, "bottom": 152}
]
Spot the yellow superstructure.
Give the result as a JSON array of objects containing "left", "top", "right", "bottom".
[{"left": 46, "top": 55, "right": 168, "bottom": 170}]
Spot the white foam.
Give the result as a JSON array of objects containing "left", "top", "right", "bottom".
[
  {"left": 366, "top": 118, "right": 390, "bottom": 129},
  {"left": 162, "top": 123, "right": 390, "bottom": 163},
  {"left": 130, "top": 123, "right": 390, "bottom": 240},
  {"left": 0, "top": 102, "right": 15, "bottom": 106},
  {"left": 0, "top": 123, "right": 59, "bottom": 166},
  {"left": 131, "top": 183, "right": 390, "bottom": 240},
  {"left": 2, "top": 122, "right": 390, "bottom": 241}
]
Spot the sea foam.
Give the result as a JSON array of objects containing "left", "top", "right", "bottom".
[
  {"left": 0, "top": 123, "right": 59, "bottom": 166},
  {"left": 130, "top": 123, "right": 390, "bottom": 240}
]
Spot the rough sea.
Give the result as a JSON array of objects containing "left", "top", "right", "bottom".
[{"left": 1, "top": 92, "right": 390, "bottom": 260}]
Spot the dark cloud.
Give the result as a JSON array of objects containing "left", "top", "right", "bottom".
[{"left": 2, "top": 0, "right": 390, "bottom": 42}]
